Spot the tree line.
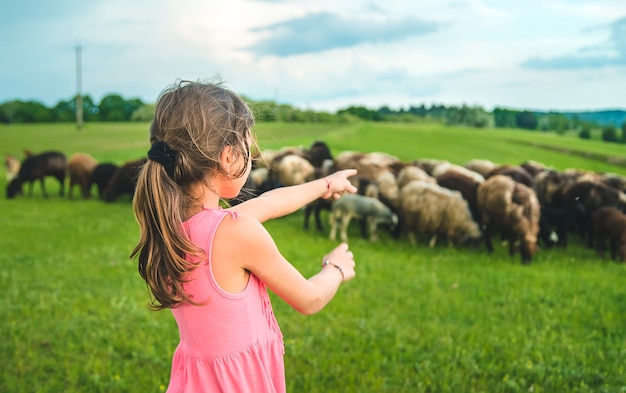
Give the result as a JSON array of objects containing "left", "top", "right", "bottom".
[{"left": 1, "top": 94, "right": 625, "bottom": 144}]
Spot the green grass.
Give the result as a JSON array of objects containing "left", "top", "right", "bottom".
[{"left": 1, "top": 122, "right": 625, "bottom": 393}]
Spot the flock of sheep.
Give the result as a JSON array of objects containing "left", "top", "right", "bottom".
[
  {"left": 241, "top": 141, "right": 626, "bottom": 264},
  {"left": 5, "top": 140, "right": 626, "bottom": 264}
]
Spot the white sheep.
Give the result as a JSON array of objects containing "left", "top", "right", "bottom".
[
  {"left": 329, "top": 193, "right": 398, "bottom": 242},
  {"left": 398, "top": 180, "right": 482, "bottom": 247}
]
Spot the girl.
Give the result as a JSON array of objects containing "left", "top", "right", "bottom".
[{"left": 131, "top": 80, "right": 357, "bottom": 393}]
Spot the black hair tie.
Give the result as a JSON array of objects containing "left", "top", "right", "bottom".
[{"left": 148, "top": 141, "right": 176, "bottom": 175}]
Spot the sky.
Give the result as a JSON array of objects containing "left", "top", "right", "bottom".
[{"left": 1, "top": 0, "right": 625, "bottom": 113}]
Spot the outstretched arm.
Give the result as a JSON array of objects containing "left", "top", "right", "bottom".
[{"left": 229, "top": 169, "right": 358, "bottom": 223}]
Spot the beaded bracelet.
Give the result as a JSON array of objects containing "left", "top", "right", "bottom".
[{"left": 322, "top": 259, "right": 344, "bottom": 279}]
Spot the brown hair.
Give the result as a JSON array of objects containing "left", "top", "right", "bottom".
[{"left": 131, "top": 80, "right": 257, "bottom": 310}]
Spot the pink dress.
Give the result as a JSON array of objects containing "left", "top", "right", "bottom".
[{"left": 166, "top": 208, "right": 285, "bottom": 393}]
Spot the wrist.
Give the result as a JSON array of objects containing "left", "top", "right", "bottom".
[
  {"left": 322, "top": 177, "right": 331, "bottom": 192},
  {"left": 322, "top": 259, "right": 344, "bottom": 280}
]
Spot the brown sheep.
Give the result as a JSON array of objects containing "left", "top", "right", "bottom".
[
  {"left": 486, "top": 165, "right": 534, "bottom": 188},
  {"left": 67, "top": 153, "right": 98, "bottom": 199},
  {"left": 436, "top": 168, "right": 484, "bottom": 226},
  {"left": 591, "top": 206, "right": 626, "bottom": 262},
  {"left": 334, "top": 151, "right": 401, "bottom": 207},
  {"left": 398, "top": 180, "right": 482, "bottom": 248},
  {"left": 476, "top": 175, "right": 541, "bottom": 264}
]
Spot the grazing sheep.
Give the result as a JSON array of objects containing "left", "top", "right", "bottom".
[
  {"left": 412, "top": 158, "right": 449, "bottom": 176},
  {"left": 538, "top": 201, "right": 585, "bottom": 248},
  {"left": 436, "top": 168, "right": 484, "bottom": 226},
  {"left": 89, "top": 163, "right": 119, "bottom": 200},
  {"left": 486, "top": 165, "right": 534, "bottom": 188},
  {"left": 274, "top": 154, "right": 316, "bottom": 186},
  {"left": 562, "top": 180, "right": 626, "bottom": 246},
  {"left": 520, "top": 160, "right": 547, "bottom": 178},
  {"left": 103, "top": 158, "right": 146, "bottom": 202},
  {"left": 301, "top": 140, "right": 333, "bottom": 168},
  {"left": 398, "top": 180, "right": 482, "bottom": 247},
  {"left": 396, "top": 165, "right": 435, "bottom": 189},
  {"left": 476, "top": 175, "right": 541, "bottom": 264},
  {"left": 533, "top": 169, "right": 574, "bottom": 207},
  {"left": 67, "top": 153, "right": 98, "bottom": 199},
  {"left": 433, "top": 162, "right": 484, "bottom": 184},
  {"left": 329, "top": 193, "right": 398, "bottom": 242},
  {"left": 304, "top": 176, "right": 380, "bottom": 233},
  {"left": 334, "top": 151, "right": 401, "bottom": 207},
  {"left": 4, "top": 154, "right": 20, "bottom": 181},
  {"left": 591, "top": 206, "right": 626, "bottom": 262},
  {"left": 463, "top": 159, "right": 498, "bottom": 178},
  {"left": 6, "top": 151, "right": 66, "bottom": 199}
]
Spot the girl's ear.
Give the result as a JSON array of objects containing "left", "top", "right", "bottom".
[{"left": 220, "top": 145, "right": 236, "bottom": 173}]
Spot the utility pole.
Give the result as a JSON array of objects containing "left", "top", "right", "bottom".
[{"left": 75, "top": 43, "right": 83, "bottom": 130}]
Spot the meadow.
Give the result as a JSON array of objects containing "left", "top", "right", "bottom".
[{"left": 1, "top": 121, "right": 625, "bottom": 393}]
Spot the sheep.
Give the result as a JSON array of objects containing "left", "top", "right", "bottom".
[
  {"left": 67, "top": 153, "right": 98, "bottom": 199},
  {"left": 329, "top": 193, "right": 398, "bottom": 243},
  {"left": 537, "top": 201, "right": 585, "bottom": 248},
  {"left": 433, "top": 162, "right": 484, "bottom": 184},
  {"left": 304, "top": 175, "right": 380, "bottom": 233},
  {"left": 533, "top": 169, "right": 574, "bottom": 207},
  {"left": 486, "top": 165, "right": 534, "bottom": 188},
  {"left": 103, "top": 158, "right": 146, "bottom": 202},
  {"left": 4, "top": 154, "right": 20, "bottom": 181},
  {"left": 476, "top": 175, "right": 541, "bottom": 264},
  {"left": 463, "top": 159, "right": 498, "bottom": 178},
  {"left": 273, "top": 154, "right": 316, "bottom": 186},
  {"left": 520, "top": 160, "right": 547, "bottom": 178},
  {"left": 591, "top": 206, "right": 626, "bottom": 262},
  {"left": 398, "top": 180, "right": 482, "bottom": 248},
  {"left": 411, "top": 158, "right": 449, "bottom": 176},
  {"left": 334, "top": 151, "right": 401, "bottom": 206},
  {"left": 435, "top": 168, "right": 484, "bottom": 227},
  {"left": 396, "top": 165, "right": 435, "bottom": 189},
  {"left": 6, "top": 151, "right": 66, "bottom": 199},
  {"left": 89, "top": 163, "right": 119, "bottom": 200}
]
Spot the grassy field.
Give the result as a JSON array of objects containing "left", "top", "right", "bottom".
[{"left": 1, "top": 122, "right": 625, "bottom": 393}]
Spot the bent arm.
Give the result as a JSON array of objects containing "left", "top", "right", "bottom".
[
  {"left": 229, "top": 169, "right": 357, "bottom": 223},
  {"left": 231, "top": 216, "right": 355, "bottom": 315}
]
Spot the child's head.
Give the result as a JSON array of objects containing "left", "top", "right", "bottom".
[
  {"left": 150, "top": 79, "right": 256, "bottom": 187},
  {"left": 132, "top": 79, "right": 257, "bottom": 310}
]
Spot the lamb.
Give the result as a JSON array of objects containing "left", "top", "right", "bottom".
[
  {"left": 476, "top": 175, "right": 541, "bottom": 264},
  {"left": 67, "top": 153, "right": 98, "bottom": 199},
  {"left": 590, "top": 206, "right": 626, "bottom": 262},
  {"left": 329, "top": 193, "right": 398, "bottom": 243},
  {"left": 396, "top": 165, "right": 435, "bottom": 189},
  {"left": 398, "top": 180, "right": 482, "bottom": 247}
]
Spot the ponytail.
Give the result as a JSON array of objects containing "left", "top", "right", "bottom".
[{"left": 131, "top": 159, "right": 204, "bottom": 310}]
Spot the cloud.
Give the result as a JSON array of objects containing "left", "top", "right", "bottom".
[
  {"left": 523, "top": 15, "right": 626, "bottom": 69},
  {"left": 246, "top": 11, "right": 441, "bottom": 57}
]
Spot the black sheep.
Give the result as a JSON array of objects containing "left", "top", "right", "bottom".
[
  {"left": 103, "top": 158, "right": 146, "bottom": 202},
  {"left": 6, "top": 151, "right": 66, "bottom": 199},
  {"left": 89, "top": 163, "right": 119, "bottom": 200}
]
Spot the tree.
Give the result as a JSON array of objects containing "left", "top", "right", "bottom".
[
  {"left": 493, "top": 108, "right": 517, "bottom": 128},
  {"left": 515, "top": 111, "right": 538, "bottom": 130},
  {"left": 578, "top": 126, "right": 591, "bottom": 139},
  {"left": 602, "top": 125, "right": 618, "bottom": 142},
  {"left": 98, "top": 94, "right": 144, "bottom": 121},
  {"left": 621, "top": 122, "right": 626, "bottom": 144}
]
